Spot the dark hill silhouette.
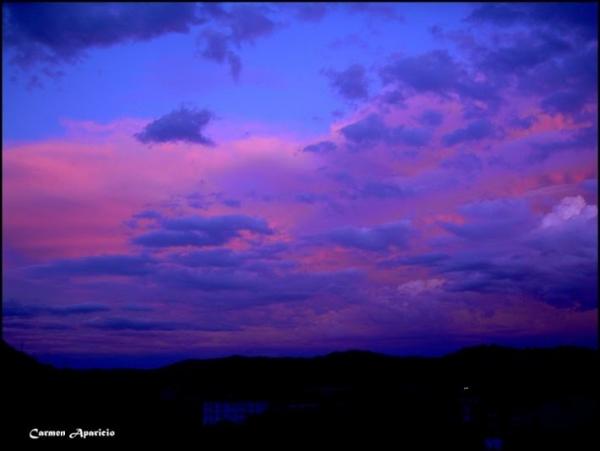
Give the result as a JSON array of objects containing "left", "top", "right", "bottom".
[{"left": 2, "top": 340, "right": 598, "bottom": 448}]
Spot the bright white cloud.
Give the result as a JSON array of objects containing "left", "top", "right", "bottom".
[{"left": 541, "top": 196, "right": 597, "bottom": 229}]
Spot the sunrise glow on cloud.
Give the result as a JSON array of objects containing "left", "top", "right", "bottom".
[{"left": 2, "top": 3, "right": 597, "bottom": 367}]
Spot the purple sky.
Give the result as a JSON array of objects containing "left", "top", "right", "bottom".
[{"left": 2, "top": 3, "right": 598, "bottom": 368}]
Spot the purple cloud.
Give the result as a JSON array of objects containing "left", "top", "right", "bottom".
[
  {"left": 135, "top": 107, "right": 215, "bottom": 145},
  {"left": 467, "top": 3, "right": 598, "bottom": 42},
  {"left": 419, "top": 110, "right": 443, "bottom": 127},
  {"left": 86, "top": 317, "right": 239, "bottom": 332},
  {"left": 133, "top": 214, "right": 272, "bottom": 248},
  {"left": 325, "top": 64, "right": 369, "bottom": 100},
  {"left": 357, "top": 181, "right": 414, "bottom": 199},
  {"left": 440, "top": 199, "right": 535, "bottom": 241},
  {"left": 442, "top": 119, "right": 496, "bottom": 146},
  {"left": 4, "top": 300, "right": 110, "bottom": 318},
  {"left": 196, "top": 4, "right": 277, "bottom": 80},
  {"left": 29, "top": 254, "right": 155, "bottom": 278},
  {"left": 4, "top": 3, "right": 200, "bottom": 68},
  {"left": 316, "top": 220, "right": 413, "bottom": 252},
  {"left": 198, "top": 29, "right": 242, "bottom": 80},
  {"left": 380, "top": 49, "right": 500, "bottom": 109},
  {"left": 442, "top": 152, "right": 483, "bottom": 173},
  {"left": 340, "top": 114, "right": 430, "bottom": 148},
  {"left": 422, "top": 196, "right": 598, "bottom": 310},
  {"left": 302, "top": 141, "right": 337, "bottom": 153}
]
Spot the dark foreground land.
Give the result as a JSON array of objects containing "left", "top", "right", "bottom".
[{"left": 2, "top": 340, "right": 598, "bottom": 449}]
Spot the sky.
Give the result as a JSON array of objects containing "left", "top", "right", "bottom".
[{"left": 2, "top": 2, "right": 598, "bottom": 368}]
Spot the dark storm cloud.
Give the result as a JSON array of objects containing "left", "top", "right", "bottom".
[
  {"left": 153, "top": 259, "right": 362, "bottom": 309},
  {"left": 4, "top": 300, "right": 110, "bottom": 318},
  {"left": 4, "top": 2, "right": 284, "bottom": 82},
  {"left": 380, "top": 252, "right": 449, "bottom": 268},
  {"left": 170, "top": 243, "right": 287, "bottom": 271},
  {"left": 379, "top": 50, "right": 499, "bottom": 107},
  {"left": 133, "top": 231, "right": 224, "bottom": 248},
  {"left": 340, "top": 114, "right": 388, "bottom": 145},
  {"left": 358, "top": 181, "right": 414, "bottom": 199},
  {"left": 125, "top": 209, "right": 162, "bottom": 229},
  {"left": 517, "top": 46, "right": 597, "bottom": 97},
  {"left": 441, "top": 152, "right": 483, "bottom": 173},
  {"left": 343, "top": 3, "right": 404, "bottom": 21},
  {"left": 509, "top": 115, "right": 536, "bottom": 130},
  {"left": 465, "top": 4, "right": 521, "bottom": 26},
  {"left": 439, "top": 249, "right": 597, "bottom": 311},
  {"left": 133, "top": 214, "right": 272, "bottom": 248},
  {"left": 29, "top": 254, "right": 155, "bottom": 278},
  {"left": 222, "top": 199, "right": 241, "bottom": 208},
  {"left": 407, "top": 196, "right": 598, "bottom": 310},
  {"left": 132, "top": 210, "right": 162, "bottom": 220},
  {"left": 459, "top": 5, "right": 598, "bottom": 121},
  {"left": 440, "top": 198, "right": 536, "bottom": 241},
  {"left": 419, "top": 110, "right": 443, "bottom": 127},
  {"left": 380, "top": 50, "right": 460, "bottom": 95},
  {"left": 196, "top": 4, "right": 277, "bottom": 80},
  {"left": 315, "top": 220, "right": 413, "bottom": 252},
  {"left": 171, "top": 248, "right": 246, "bottom": 268},
  {"left": 529, "top": 126, "right": 597, "bottom": 162},
  {"left": 163, "top": 215, "right": 271, "bottom": 234},
  {"left": 3, "top": 3, "right": 201, "bottom": 68},
  {"left": 291, "top": 3, "right": 330, "bottom": 22},
  {"left": 198, "top": 29, "right": 242, "bottom": 80},
  {"left": 86, "top": 317, "right": 239, "bottom": 332},
  {"left": 302, "top": 141, "right": 338, "bottom": 153},
  {"left": 540, "top": 90, "right": 590, "bottom": 116},
  {"left": 294, "top": 193, "right": 329, "bottom": 204},
  {"left": 474, "top": 30, "right": 573, "bottom": 77},
  {"left": 381, "top": 89, "right": 406, "bottom": 106},
  {"left": 467, "top": 3, "right": 598, "bottom": 42},
  {"left": 159, "top": 267, "right": 263, "bottom": 292},
  {"left": 442, "top": 119, "right": 496, "bottom": 146},
  {"left": 340, "top": 114, "right": 430, "bottom": 148},
  {"left": 325, "top": 64, "right": 370, "bottom": 100},
  {"left": 388, "top": 127, "right": 431, "bottom": 147},
  {"left": 4, "top": 321, "right": 73, "bottom": 331},
  {"left": 135, "top": 107, "right": 215, "bottom": 145}
]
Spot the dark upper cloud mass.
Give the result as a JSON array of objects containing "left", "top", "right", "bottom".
[
  {"left": 85, "top": 317, "right": 238, "bottom": 332},
  {"left": 357, "top": 181, "right": 414, "bottom": 200},
  {"left": 529, "top": 126, "right": 597, "bottom": 162},
  {"left": 133, "top": 214, "right": 272, "bottom": 248},
  {"left": 29, "top": 254, "right": 155, "bottom": 278},
  {"left": 474, "top": 30, "right": 573, "bottom": 77},
  {"left": 440, "top": 199, "right": 536, "bottom": 242},
  {"left": 135, "top": 107, "right": 215, "bottom": 145},
  {"left": 379, "top": 50, "right": 499, "bottom": 108},
  {"left": 340, "top": 114, "right": 430, "bottom": 148},
  {"left": 196, "top": 4, "right": 278, "bottom": 80},
  {"left": 325, "top": 64, "right": 369, "bottom": 101},
  {"left": 314, "top": 220, "right": 413, "bottom": 252},
  {"left": 4, "top": 300, "right": 110, "bottom": 318},
  {"left": 290, "top": 4, "right": 330, "bottom": 22},
  {"left": 441, "top": 152, "right": 483, "bottom": 173},
  {"left": 419, "top": 110, "right": 444, "bottom": 127},
  {"left": 4, "top": 3, "right": 284, "bottom": 81},
  {"left": 3, "top": 3, "right": 201, "bottom": 68},
  {"left": 302, "top": 141, "right": 337, "bottom": 153},
  {"left": 340, "top": 114, "right": 389, "bottom": 145},
  {"left": 442, "top": 119, "right": 496, "bottom": 146},
  {"left": 198, "top": 29, "right": 242, "bottom": 80},
  {"left": 422, "top": 196, "right": 597, "bottom": 310},
  {"left": 467, "top": 3, "right": 598, "bottom": 42},
  {"left": 380, "top": 50, "right": 460, "bottom": 96}
]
